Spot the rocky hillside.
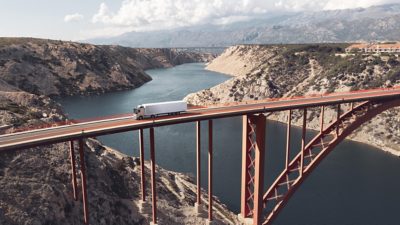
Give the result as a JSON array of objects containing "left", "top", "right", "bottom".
[
  {"left": 0, "top": 38, "right": 238, "bottom": 224},
  {"left": 0, "top": 88, "right": 240, "bottom": 224},
  {"left": 185, "top": 44, "right": 400, "bottom": 156},
  {"left": 0, "top": 139, "right": 240, "bottom": 224},
  {"left": 0, "top": 38, "right": 213, "bottom": 96},
  {"left": 0, "top": 91, "right": 65, "bottom": 133}
]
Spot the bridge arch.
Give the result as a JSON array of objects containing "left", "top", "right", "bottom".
[{"left": 241, "top": 98, "right": 400, "bottom": 225}]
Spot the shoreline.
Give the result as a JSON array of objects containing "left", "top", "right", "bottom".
[
  {"left": 268, "top": 117, "right": 400, "bottom": 158},
  {"left": 199, "top": 63, "right": 400, "bottom": 158}
]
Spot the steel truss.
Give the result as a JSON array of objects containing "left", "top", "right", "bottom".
[{"left": 261, "top": 99, "right": 400, "bottom": 225}]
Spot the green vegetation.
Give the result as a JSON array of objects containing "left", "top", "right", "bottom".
[{"left": 249, "top": 43, "right": 400, "bottom": 95}]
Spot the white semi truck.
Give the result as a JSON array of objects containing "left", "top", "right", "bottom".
[{"left": 133, "top": 100, "right": 187, "bottom": 120}]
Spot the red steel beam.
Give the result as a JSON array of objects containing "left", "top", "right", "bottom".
[
  {"left": 196, "top": 121, "right": 201, "bottom": 205},
  {"left": 208, "top": 120, "right": 213, "bottom": 221},
  {"left": 252, "top": 115, "right": 266, "bottom": 225},
  {"left": 336, "top": 104, "right": 341, "bottom": 136},
  {"left": 139, "top": 128, "right": 146, "bottom": 201},
  {"left": 261, "top": 99, "right": 400, "bottom": 225},
  {"left": 285, "top": 110, "right": 292, "bottom": 170},
  {"left": 320, "top": 106, "right": 325, "bottom": 133},
  {"left": 78, "top": 139, "right": 89, "bottom": 225},
  {"left": 149, "top": 128, "right": 157, "bottom": 224},
  {"left": 240, "top": 115, "right": 252, "bottom": 217},
  {"left": 300, "top": 108, "right": 307, "bottom": 176},
  {"left": 69, "top": 140, "right": 78, "bottom": 201}
]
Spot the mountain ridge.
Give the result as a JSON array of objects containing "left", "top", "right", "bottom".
[{"left": 87, "top": 3, "right": 400, "bottom": 48}]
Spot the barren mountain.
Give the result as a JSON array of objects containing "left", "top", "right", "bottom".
[
  {"left": 0, "top": 38, "right": 214, "bottom": 96},
  {"left": 185, "top": 44, "right": 400, "bottom": 156},
  {"left": 89, "top": 4, "right": 400, "bottom": 47},
  {"left": 0, "top": 38, "right": 238, "bottom": 224}
]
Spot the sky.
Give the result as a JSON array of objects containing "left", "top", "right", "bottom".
[{"left": 0, "top": 0, "right": 397, "bottom": 41}]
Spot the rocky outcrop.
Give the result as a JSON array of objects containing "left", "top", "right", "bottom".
[
  {"left": 0, "top": 91, "right": 66, "bottom": 132},
  {"left": 0, "top": 38, "right": 213, "bottom": 96},
  {"left": 0, "top": 138, "right": 240, "bottom": 225},
  {"left": 185, "top": 44, "right": 400, "bottom": 156},
  {"left": 0, "top": 38, "right": 238, "bottom": 224}
]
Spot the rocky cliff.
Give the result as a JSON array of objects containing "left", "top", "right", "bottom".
[
  {"left": 0, "top": 89, "right": 241, "bottom": 224},
  {"left": 185, "top": 44, "right": 400, "bottom": 156},
  {"left": 0, "top": 38, "right": 213, "bottom": 96},
  {"left": 0, "top": 139, "right": 240, "bottom": 225},
  {"left": 0, "top": 39, "right": 239, "bottom": 224}
]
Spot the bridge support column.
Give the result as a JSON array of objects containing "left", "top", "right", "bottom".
[
  {"left": 285, "top": 110, "right": 292, "bottom": 170},
  {"left": 150, "top": 128, "right": 157, "bottom": 225},
  {"left": 194, "top": 121, "right": 203, "bottom": 214},
  {"left": 240, "top": 114, "right": 266, "bottom": 225},
  {"left": 300, "top": 109, "right": 307, "bottom": 176},
  {"left": 320, "top": 106, "right": 325, "bottom": 133},
  {"left": 196, "top": 121, "right": 201, "bottom": 207},
  {"left": 336, "top": 104, "right": 341, "bottom": 137},
  {"left": 69, "top": 140, "right": 78, "bottom": 201},
  {"left": 208, "top": 120, "right": 213, "bottom": 223},
  {"left": 78, "top": 139, "right": 89, "bottom": 225},
  {"left": 139, "top": 129, "right": 146, "bottom": 202}
]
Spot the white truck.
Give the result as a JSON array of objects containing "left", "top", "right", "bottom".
[{"left": 133, "top": 100, "right": 187, "bottom": 120}]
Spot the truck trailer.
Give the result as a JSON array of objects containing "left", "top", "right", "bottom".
[{"left": 133, "top": 100, "right": 187, "bottom": 120}]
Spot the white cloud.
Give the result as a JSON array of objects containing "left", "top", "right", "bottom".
[
  {"left": 64, "top": 13, "right": 84, "bottom": 23},
  {"left": 90, "top": 0, "right": 396, "bottom": 36},
  {"left": 92, "top": 0, "right": 274, "bottom": 30}
]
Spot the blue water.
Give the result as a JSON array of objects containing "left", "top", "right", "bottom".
[{"left": 58, "top": 63, "right": 400, "bottom": 225}]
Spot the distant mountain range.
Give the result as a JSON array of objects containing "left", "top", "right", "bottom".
[{"left": 87, "top": 4, "right": 400, "bottom": 47}]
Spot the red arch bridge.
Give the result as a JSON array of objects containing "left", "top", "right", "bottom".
[{"left": 1, "top": 87, "right": 400, "bottom": 225}]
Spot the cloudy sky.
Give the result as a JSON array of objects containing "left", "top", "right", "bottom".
[{"left": 0, "top": 0, "right": 397, "bottom": 40}]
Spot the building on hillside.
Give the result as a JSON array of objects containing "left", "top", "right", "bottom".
[{"left": 345, "top": 43, "right": 400, "bottom": 53}]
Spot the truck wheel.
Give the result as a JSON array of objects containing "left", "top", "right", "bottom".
[{"left": 138, "top": 116, "right": 143, "bottom": 120}]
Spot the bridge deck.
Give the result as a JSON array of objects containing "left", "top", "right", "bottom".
[{"left": 1, "top": 88, "right": 400, "bottom": 151}]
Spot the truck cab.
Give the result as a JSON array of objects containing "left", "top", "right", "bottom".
[{"left": 133, "top": 105, "right": 145, "bottom": 119}]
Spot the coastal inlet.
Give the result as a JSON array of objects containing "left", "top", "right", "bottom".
[{"left": 59, "top": 63, "right": 400, "bottom": 225}]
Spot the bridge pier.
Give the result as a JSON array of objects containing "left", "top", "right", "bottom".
[
  {"left": 285, "top": 110, "right": 292, "bottom": 170},
  {"left": 208, "top": 120, "right": 213, "bottom": 223},
  {"left": 78, "top": 139, "right": 89, "bottom": 225},
  {"left": 196, "top": 121, "right": 201, "bottom": 206},
  {"left": 194, "top": 120, "right": 207, "bottom": 216},
  {"left": 320, "top": 106, "right": 325, "bottom": 133},
  {"left": 69, "top": 140, "right": 78, "bottom": 200},
  {"left": 139, "top": 129, "right": 146, "bottom": 202},
  {"left": 138, "top": 128, "right": 151, "bottom": 214},
  {"left": 300, "top": 109, "right": 307, "bottom": 176},
  {"left": 149, "top": 128, "right": 158, "bottom": 225},
  {"left": 336, "top": 104, "right": 341, "bottom": 137},
  {"left": 240, "top": 114, "right": 266, "bottom": 225}
]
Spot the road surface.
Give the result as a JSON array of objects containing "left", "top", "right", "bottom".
[{"left": 1, "top": 88, "right": 399, "bottom": 151}]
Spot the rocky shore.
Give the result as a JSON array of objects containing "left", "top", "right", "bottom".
[
  {"left": 0, "top": 38, "right": 241, "bottom": 224},
  {"left": 0, "top": 37, "right": 214, "bottom": 97},
  {"left": 185, "top": 44, "right": 400, "bottom": 156}
]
